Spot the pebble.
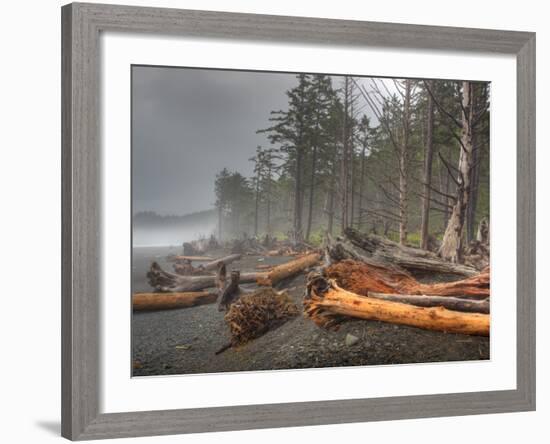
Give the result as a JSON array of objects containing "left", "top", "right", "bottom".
[{"left": 345, "top": 334, "right": 360, "bottom": 347}]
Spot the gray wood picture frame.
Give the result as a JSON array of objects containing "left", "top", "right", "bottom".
[{"left": 61, "top": 2, "right": 536, "bottom": 440}]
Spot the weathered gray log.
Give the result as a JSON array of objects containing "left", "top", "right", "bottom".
[
  {"left": 367, "top": 292, "right": 490, "bottom": 314},
  {"left": 326, "top": 236, "right": 412, "bottom": 277},
  {"left": 173, "top": 253, "right": 242, "bottom": 275},
  {"left": 201, "top": 253, "right": 242, "bottom": 271},
  {"left": 344, "top": 228, "right": 478, "bottom": 276},
  {"left": 147, "top": 261, "right": 265, "bottom": 292}
]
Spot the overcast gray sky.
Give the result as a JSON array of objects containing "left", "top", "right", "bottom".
[{"left": 132, "top": 65, "right": 298, "bottom": 215}]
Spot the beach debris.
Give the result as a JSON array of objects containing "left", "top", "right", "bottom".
[
  {"left": 304, "top": 272, "right": 489, "bottom": 336},
  {"left": 132, "top": 291, "right": 217, "bottom": 311},
  {"left": 326, "top": 260, "right": 489, "bottom": 300},
  {"left": 147, "top": 261, "right": 262, "bottom": 292},
  {"left": 216, "top": 288, "right": 299, "bottom": 354},
  {"left": 172, "top": 253, "right": 241, "bottom": 275},
  {"left": 339, "top": 228, "right": 479, "bottom": 276}
]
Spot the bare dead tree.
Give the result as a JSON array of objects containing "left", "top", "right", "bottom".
[
  {"left": 420, "top": 80, "right": 435, "bottom": 249},
  {"left": 438, "top": 81, "right": 475, "bottom": 262}
]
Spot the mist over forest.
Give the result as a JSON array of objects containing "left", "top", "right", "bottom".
[
  {"left": 133, "top": 68, "right": 489, "bottom": 263},
  {"left": 133, "top": 210, "right": 216, "bottom": 246}
]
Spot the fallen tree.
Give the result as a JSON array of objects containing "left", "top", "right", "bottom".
[
  {"left": 256, "top": 252, "right": 322, "bottom": 286},
  {"left": 304, "top": 273, "right": 489, "bottom": 336},
  {"left": 149, "top": 252, "right": 321, "bottom": 291},
  {"left": 343, "top": 228, "right": 478, "bottom": 276},
  {"left": 167, "top": 255, "right": 213, "bottom": 262},
  {"left": 132, "top": 291, "right": 217, "bottom": 311},
  {"left": 147, "top": 261, "right": 265, "bottom": 292},
  {"left": 326, "top": 260, "right": 489, "bottom": 299},
  {"left": 366, "top": 292, "right": 489, "bottom": 314},
  {"left": 173, "top": 253, "right": 241, "bottom": 275}
]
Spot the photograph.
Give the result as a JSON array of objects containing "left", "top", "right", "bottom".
[{"left": 131, "top": 65, "right": 491, "bottom": 377}]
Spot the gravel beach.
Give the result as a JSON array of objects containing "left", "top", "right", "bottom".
[{"left": 132, "top": 246, "right": 490, "bottom": 377}]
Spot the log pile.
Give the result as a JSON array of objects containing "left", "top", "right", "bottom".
[
  {"left": 148, "top": 252, "right": 321, "bottom": 293},
  {"left": 302, "top": 229, "right": 491, "bottom": 336},
  {"left": 343, "top": 228, "right": 479, "bottom": 276},
  {"left": 304, "top": 273, "right": 489, "bottom": 336}
]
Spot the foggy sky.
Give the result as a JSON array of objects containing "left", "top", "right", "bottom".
[{"left": 132, "top": 66, "right": 298, "bottom": 215}]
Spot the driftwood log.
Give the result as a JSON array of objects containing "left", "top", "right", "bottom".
[
  {"left": 173, "top": 253, "right": 241, "bottom": 275},
  {"left": 167, "top": 255, "right": 213, "bottom": 262},
  {"left": 149, "top": 252, "right": 321, "bottom": 291},
  {"left": 366, "top": 292, "right": 489, "bottom": 314},
  {"left": 256, "top": 252, "right": 322, "bottom": 286},
  {"left": 147, "top": 261, "right": 265, "bottom": 292},
  {"left": 132, "top": 292, "right": 217, "bottom": 311},
  {"left": 305, "top": 273, "right": 489, "bottom": 336},
  {"left": 327, "top": 260, "right": 489, "bottom": 299},
  {"left": 343, "top": 228, "right": 478, "bottom": 276}
]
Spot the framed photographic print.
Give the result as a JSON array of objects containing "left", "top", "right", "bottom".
[{"left": 61, "top": 2, "right": 536, "bottom": 440}]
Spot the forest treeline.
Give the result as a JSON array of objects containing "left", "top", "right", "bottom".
[{"left": 213, "top": 74, "right": 489, "bottom": 263}]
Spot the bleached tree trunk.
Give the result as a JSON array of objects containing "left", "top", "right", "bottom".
[
  {"left": 440, "top": 157, "right": 451, "bottom": 227},
  {"left": 327, "top": 191, "right": 334, "bottom": 235},
  {"left": 340, "top": 76, "right": 350, "bottom": 234},
  {"left": 420, "top": 80, "right": 435, "bottom": 250},
  {"left": 349, "top": 99, "right": 355, "bottom": 229},
  {"left": 326, "top": 136, "right": 339, "bottom": 235},
  {"left": 466, "top": 132, "right": 480, "bottom": 242},
  {"left": 358, "top": 141, "right": 367, "bottom": 229},
  {"left": 466, "top": 83, "right": 485, "bottom": 243},
  {"left": 305, "top": 144, "right": 317, "bottom": 241},
  {"left": 254, "top": 176, "right": 260, "bottom": 237},
  {"left": 266, "top": 163, "right": 272, "bottom": 235},
  {"left": 439, "top": 81, "right": 474, "bottom": 263},
  {"left": 399, "top": 80, "right": 411, "bottom": 245},
  {"left": 294, "top": 132, "right": 305, "bottom": 244},
  {"left": 217, "top": 205, "right": 223, "bottom": 242}
]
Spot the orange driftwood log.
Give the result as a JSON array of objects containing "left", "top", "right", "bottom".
[
  {"left": 132, "top": 292, "right": 217, "bottom": 311},
  {"left": 326, "top": 260, "right": 489, "bottom": 299},
  {"left": 256, "top": 252, "right": 322, "bottom": 286},
  {"left": 304, "top": 274, "right": 489, "bottom": 336}
]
